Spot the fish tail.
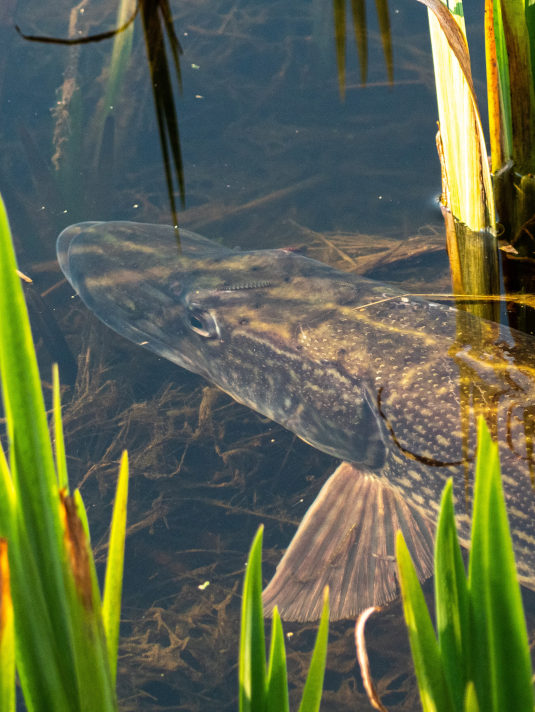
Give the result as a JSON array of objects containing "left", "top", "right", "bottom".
[{"left": 262, "top": 462, "right": 435, "bottom": 621}]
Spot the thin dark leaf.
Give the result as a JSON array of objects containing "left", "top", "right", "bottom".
[
  {"left": 141, "top": 0, "right": 185, "bottom": 225},
  {"left": 350, "top": 0, "right": 367, "bottom": 84},
  {"left": 332, "top": 0, "right": 346, "bottom": 97},
  {"left": 15, "top": 4, "right": 139, "bottom": 45},
  {"left": 375, "top": 0, "right": 393, "bottom": 83}
]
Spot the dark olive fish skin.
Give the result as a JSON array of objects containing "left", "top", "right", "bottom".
[{"left": 57, "top": 221, "right": 535, "bottom": 620}]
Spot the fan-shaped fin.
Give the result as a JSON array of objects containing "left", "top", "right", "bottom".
[{"left": 262, "top": 462, "right": 435, "bottom": 621}]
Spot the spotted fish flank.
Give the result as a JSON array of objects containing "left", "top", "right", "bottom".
[{"left": 57, "top": 221, "right": 535, "bottom": 621}]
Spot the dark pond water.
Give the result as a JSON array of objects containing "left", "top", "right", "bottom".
[{"left": 4, "top": 1, "right": 533, "bottom": 710}]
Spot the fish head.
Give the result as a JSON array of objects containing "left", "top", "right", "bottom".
[
  {"left": 57, "top": 221, "right": 383, "bottom": 464},
  {"left": 57, "top": 221, "right": 318, "bottom": 382},
  {"left": 57, "top": 220, "right": 270, "bottom": 380}
]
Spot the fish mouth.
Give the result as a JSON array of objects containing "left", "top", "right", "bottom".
[
  {"left": 56, "top": 222, "right": 103, "bottom": 283},
  {"left": 55, "top": 220, "right": 238, "bottom": 379},
  {"left": 57, "top": 221, "right": 234, "bottom": 288}
]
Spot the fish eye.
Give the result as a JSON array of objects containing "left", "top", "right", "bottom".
[{"left": 187, "top": 307, "right": 219, "bottom": 338}]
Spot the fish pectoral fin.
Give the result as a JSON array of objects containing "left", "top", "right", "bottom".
[{"left": 262, "top": 462, "right": 435, "bottom": 622}]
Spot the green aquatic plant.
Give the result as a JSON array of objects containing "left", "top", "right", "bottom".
[
  {"left": 418, "top": 0, "right": 500, "bottom": 326},
  {"left": 418, "top": 0, "right": 535, "bottom": 330},
  {"left": 0, "top": 193, "right": 128, "bottom": 711},
  {"left": 396, "top": 417, "right": 534, "bottom": 712},
  {"left": 240, "top": 526, "right": 329, "bottom": 712},
  {"left": 333, "top": 0, "right": 535, "bottom": 326},
  {"left": 421, "top": 0, "right": 535, "bottom": 238},
  {"left": 423, "top": 0, "right": 495, "bottom": 234}
]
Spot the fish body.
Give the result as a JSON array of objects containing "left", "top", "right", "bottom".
[{"left": 57, "top": 221, "right": 535, "bottom": 620}]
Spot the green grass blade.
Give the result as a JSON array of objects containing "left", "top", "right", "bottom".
[
  {"left": 0, "top": 444, "right": 15, "bottom": 535},
  {"left": 9, "top": 536, "right": 75, "bottom": 710},
  {"left": 0, "top": 541, "right": 15, "bottom": 712},
  {"left": 73, "top": 488, "right": 91, "bottom": 542},
  {"left": 396, "top": 531, "right": 454, "bottom": 712},
  {"left": 0, "top": 195, "right": 124, "bottom": 709},
  {"left": 468, "top": 418, "right": 534, "bottom": 711},
  {"left": 61, "top": 491, "right": 117, "bottom": 711},
  {"left": 266, "top": 607, "right": 289, "bottom": 712},
  {"left": 0, "top": 196, "right": 64, "bottom": 570},
  {"left": 486, "top": 0, "right": 512, "bottom": 167},
  {"left": 0, "top": 195, "right": 79, "bottom": 705},
  {"left": 468, "top": 419, "right": 503, "bottom": 712},
  {"left": 102, "top": 451, "right": 129, "bottom": 685},
  {"left": 434, "top": 479, "right": 469, "bottom": 709},
  {"left": 297, "top": 587, "right": 329, "bottom": 712},
  {"left": 239, "top": 526, "right": 266, "bottom": 712},
  {"left": 498, "top": 0, "right": 535, "bottom": 173},
  {"left": 52, "top": 364, "right": 69, "bottom": 492},
  {"left": 463, "top": 681, "right": 480, "bottom": 712}
]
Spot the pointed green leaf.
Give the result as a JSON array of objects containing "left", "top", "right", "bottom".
[
  {"left": 0, "top": 444, "right": 15, "bottom": 535},
  {"left": 102, "top": 450, "right": 129, "bottom": 684},
  {"left": 73, "top": 488, "right": 91, "bottom": 542},
  {"left": 239, "top": 526, "right": 266, "bottom": 712},
  {"left": 463, "top": 681, "right": 480, "bottom": 712},
  {"left": 61, "top": 491, "right": 117, "bottom": 710},
  {"left": 0, "top": 195, "right": 61, "bottom": 539},
  {"left": 0, "top": 195, "right": 122, "bottom": 709},
  {"left": 435, "top": 479, "right": 469, "bottom": 709},
  {"left": 468, "top": 418, "right": 534, "bottom": 711},
  {"left": 297, "top": 587, "right": 329, "bottom": 712},
  {"left": 266, "top": 607, "right": 289, "bottom": 712},
  {"left": 0, "top": 195, "right": 79, "bottom": 705},
  {"left": 396, "top": 531, "right": 454, "bottom": 712},
  {"left": 52, "top": 365, "right": 69, "bottom": 493},
  {"left": 0, "top": 541, "right": 15, "bottom": 712}
]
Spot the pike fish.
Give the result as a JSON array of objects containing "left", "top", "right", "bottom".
[{"left": 57, "top": 221, "right": 535, "bottom": 621}]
